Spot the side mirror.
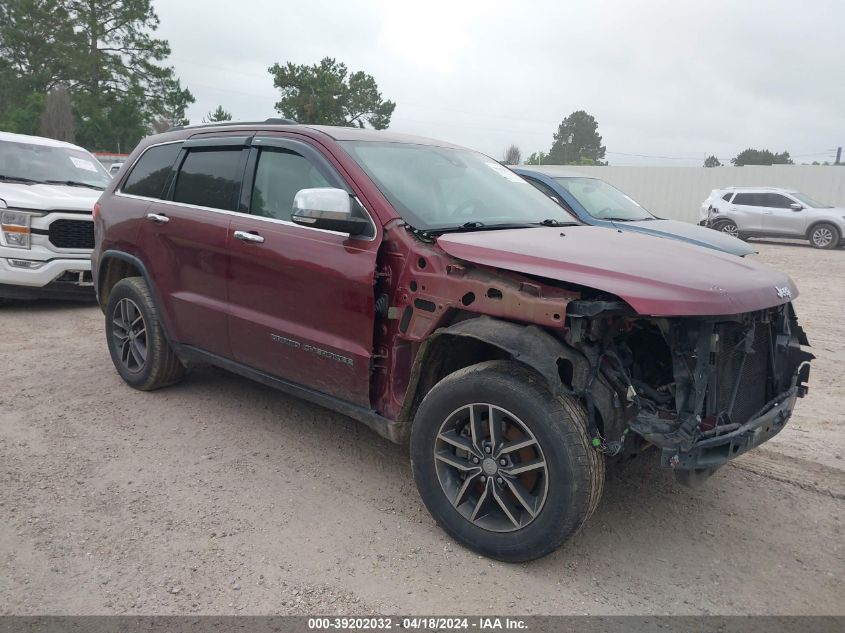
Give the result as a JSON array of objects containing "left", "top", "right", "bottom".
[
  {"left": 291, "top": 188, "right": 370, "bottom": 236},
  {"left": 790, "top": 203, "right": 804, "bottom": 211}
]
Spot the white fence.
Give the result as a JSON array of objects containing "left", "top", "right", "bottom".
[{"left": 521, "top": 165, "right": 845, "bottom": 223}]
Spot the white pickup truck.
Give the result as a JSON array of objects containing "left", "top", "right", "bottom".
[{"left": 0, "top": 131, "right": 109, "bottom": 302}]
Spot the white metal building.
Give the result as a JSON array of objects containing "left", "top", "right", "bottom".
[{"left": 520, "top": 165, "right": 845, "bottom": 223}]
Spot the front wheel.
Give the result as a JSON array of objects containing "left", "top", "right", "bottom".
[
  {"left": 410, "top": 361, "right": 604, "bottom": 562},
  {"left": 809, "top": 223, "right": 840, "bottom": 249},
  {"left": 105, "top": 277, "right": 185, "bottom": 390}
]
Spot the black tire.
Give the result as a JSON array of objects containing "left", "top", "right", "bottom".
[
  {"left": 105, "top": 277, "right": 185, "bottom": 391},
  {"left": 808, "top": 223, "right": 840, "bottom": 249},
  {"left": 410, "top": 361, "right": 604, "bottom": 562}
]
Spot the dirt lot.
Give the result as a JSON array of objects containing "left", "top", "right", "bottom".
[{"left": 1, "top": 241, "right": 843, "bottom": 615}]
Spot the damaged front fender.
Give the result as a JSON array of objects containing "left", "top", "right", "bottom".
[{"left": 395, "top": 315, "right": 619, "bottom": 443}]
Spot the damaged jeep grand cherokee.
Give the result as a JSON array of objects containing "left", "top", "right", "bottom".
[{"left": 92, "top": 122, "right": 813, "bottom": 562}]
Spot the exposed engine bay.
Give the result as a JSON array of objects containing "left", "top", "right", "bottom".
[{"left": 563, "top": 301, "right": 814, "bottom": 470}]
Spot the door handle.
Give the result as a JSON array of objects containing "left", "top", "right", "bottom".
[
  {"left": 233, "top": 230, "right": 265, "bottom": 244},
  {"left": 146, "top": 212, "right": 169, "bottom": 224}
]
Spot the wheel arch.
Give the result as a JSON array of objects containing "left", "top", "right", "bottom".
[
  {"left": 395, "top": 316, "right": 598, "bottom": 444},
  {"left": 805, "top": 220, "right": 841, "bottom": 241},
  {"left": 97, "top": 250, "right": 176, "bottom": 345}
]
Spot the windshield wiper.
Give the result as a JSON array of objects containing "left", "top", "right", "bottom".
[
  {"left": 429, "top": 221, "right": 536, "bottom": 234},
  {"left": 534, "top": 218, "right": 579, "bottom": 227},
  {"left": 0, "top": 174, "right": 42, "bottom": 184},
  {"left": 44, "top": 179, "right": 105, "bottom": 190}
]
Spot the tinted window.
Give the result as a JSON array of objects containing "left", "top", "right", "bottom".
[
  {"left": 122, "top": 143, "right": 181, "bottom": 198},
  {"left": 732, "top": 192, "right": 766, "bottom": 206},
  {"left": 765, "top": 193, "right": 794, "bottom": 208},
  {"left": 173, "top": 149, "right": 243, "bottom": 210},
  {"left": 721, "top": 192, "right": 733, "bottom": 202},
  {"left": 251, "top": 149, "right": 331, "bottom": 221}
]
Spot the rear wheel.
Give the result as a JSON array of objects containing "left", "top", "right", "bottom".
[
  {"left": 105, "top": 277, "right": 185, "bottom": 390},
  {"left": 809, "top": 223, "right": 840, "bottom": 249},
  {"left": 410, "top": 361, "right": 604, "bottom": 562}
]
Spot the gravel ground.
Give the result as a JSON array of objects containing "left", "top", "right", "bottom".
[{"left": 1, "top": 241, "right": 843, "bottom": 615}]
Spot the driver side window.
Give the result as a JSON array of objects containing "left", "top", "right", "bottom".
[{"left": 251, "top": 148, "right": 331, "bottom": 221}]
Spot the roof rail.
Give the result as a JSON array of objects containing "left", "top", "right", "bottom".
[{"left": 170, "top": 117, "right": 297, "bottom": 131}]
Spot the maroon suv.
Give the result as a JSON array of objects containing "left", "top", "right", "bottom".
[{"left": 92, "top": 121, "right": 813, "bottom": 562}]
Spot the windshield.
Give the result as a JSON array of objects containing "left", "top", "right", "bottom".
[
  {"left": 791, "top": 192, "right": 832, "bottom": 208},
  {"left": 339, "top": 141, "right": 576, "bottom": 231},
  {"left": 554, "top": 177, "right": 655, "bottom": 221},
  {"left": 0, "top": 139, "right": 110, "bottom": 189}
]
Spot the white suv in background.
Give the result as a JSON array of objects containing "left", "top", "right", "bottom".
[
  {"left": 701, "top": 186, "right": 845, "bottom": 249},
  {"left": 0, "top": 131, "right": 110, "bottom": 303}
]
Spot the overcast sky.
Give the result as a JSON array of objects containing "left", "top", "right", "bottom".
[{"left": 154, "top": 0, "right": 844, "bottom": 166}]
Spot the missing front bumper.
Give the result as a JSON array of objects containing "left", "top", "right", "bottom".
[{"left": 660, "top": 386, "right": 800, "bottom": 471}]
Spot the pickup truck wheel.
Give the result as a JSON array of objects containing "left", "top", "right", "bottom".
[
  {"left": 410, "top": 360, "right": 604, "bottom": 562},
  {"left": 809, "top": 223, "right": 840, "bottom": 249},
  {"left": 105, "top": 277, "right": 185, "bottom": 391}
]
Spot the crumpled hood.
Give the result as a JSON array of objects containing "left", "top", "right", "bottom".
[
  {"left": 0, "top": 183, "right": 101, "bottom": 213},
  {"left": 619, "top": 218, "right": 756, "bottom": 257},
  {"left": 436, "top": 226, "right": 797, "bottom": 316}
]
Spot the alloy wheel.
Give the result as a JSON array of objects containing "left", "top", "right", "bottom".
[
  {"left": 111, "top": 298, "right": 147, "bottom": 373},
  {"left": 433, "top": 403, "right": 549, "bottom": 533},
  {"left": 812, "top": 227, "right": 834, "bottom": 248},
  {"left": 720, "top": 222, "right": 739, "bottom": 237}
]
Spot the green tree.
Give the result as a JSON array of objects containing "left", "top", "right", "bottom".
[
  {"left": 730, "top": 148, "right": 793, "bottom": 166},
  {"left": 75, "top": 89, "right": 148, "bottom": 153},
  {"left": 38, "top": 85, "right": 75, "bottom": 142},
  {"left": 268, "top": 57, "right": 396, "bottom": 129},
  {"left": 547, "top": 110, "right": 606, "bottom": 165},
  {"left": 703, "top": 155, "right": 722, "bottom": 168},
  {"left": 0, "top": 0, "right": 193, "bottom": 151},
  {"left": 503, "top": 144, "right": 521, "bottom": 164},
  {"left": 525, "top": 151, "right": 548, "bottom": 165},
  {"left": 0, "top": 0, "right": 74, "bottom": 132},
  {"left": 67, "top": 0, "right": 193, "bottom": 150},
  {"left": 204, "top": 105, "right": 233, "bottom": 123},
  {"left": 0, "top": 1, "right": 75, "bottom": 89}
]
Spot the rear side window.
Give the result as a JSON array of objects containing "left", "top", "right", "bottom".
[
  {"left": 732, "top": 192, "right": 766, "bottom": 206},
  {"left": 173, "top": 149, "right": 243, "bottom": 210},
  {"left": 721, "top": 192, "right": 733, "bottom": 202},
  {"left": 251, "top": 148, "right": 331, "bottom": 221},
  {"left": 122, "top": 143, "right": 181, "bottom": 198}
]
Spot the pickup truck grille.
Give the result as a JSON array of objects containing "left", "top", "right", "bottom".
[
  {"left": 715, "top": 321, "right": 771, "bottom": 424},
  {"left": 49, "top": 219, "right": 94, "bottom": 249}
]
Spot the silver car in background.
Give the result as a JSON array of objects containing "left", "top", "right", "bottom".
[{"left": 701, "top": 187, "right": 845, "bottom": 249}]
